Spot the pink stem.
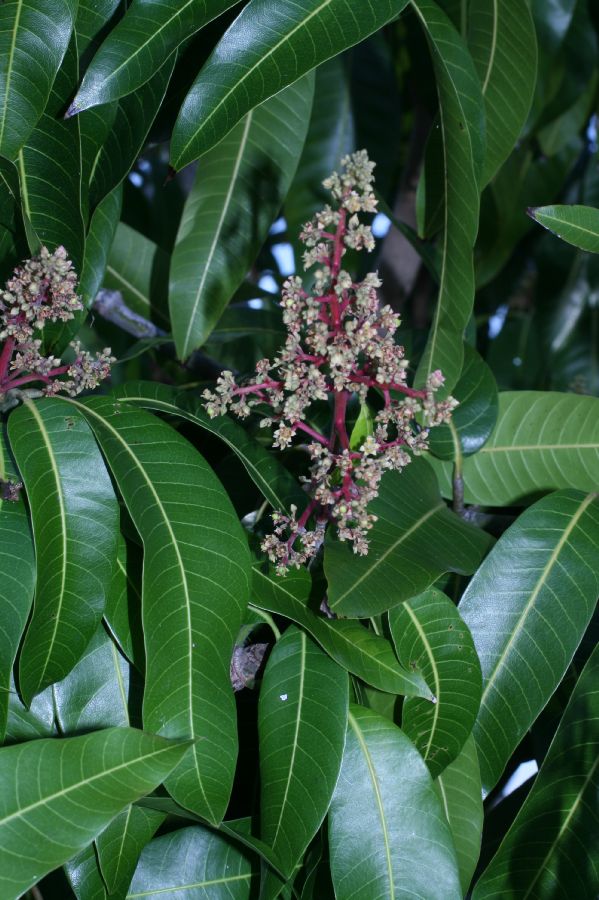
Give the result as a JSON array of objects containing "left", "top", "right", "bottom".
[
  {"left": 333, "top": 391, "right": 350, "bottom": 450},
  {"left": 3, "top": 373, "right": 50, "bottom": 389},
  {"left": 233, "top": 380, "right": 281, "bottom": 396},
  {"left": 294, "top": 420, "right": 329, "bottom": 446},
  {"left": 349, "top": 374, "right": 427, "bottom": 398},
  {"left": 0, "top": 338, "right": 15, "bottom": 383}
]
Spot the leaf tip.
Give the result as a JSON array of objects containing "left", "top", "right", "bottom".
[
  {"left": 64, "top": 101, "right": 80, "bottom": 120},
  {"left": 526, "top": 206, "right": 538, "bottom": 221}
]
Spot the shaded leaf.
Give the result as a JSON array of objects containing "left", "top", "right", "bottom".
[
  {"left": 126, "top": 825, "right": 258, "bottom": 898},
  {"left": 413, "top": 0, "right": 484, "bottom": 393},
  {"left": 0, "top": 0, "right": 77, "bottom": 160},
  {"left": 71, "top": 0, "right": 238, "bottom": 112},
  {"left": 0, "top": 727, "right": 189, "bottom": 899},
  {"left": 529, "top": 203, "right": 599, "bottom": 254},
  {"left": 104, "top": 530, "right": 144, "bottom": 670},
  {"left": 96, "top": 804, "right": 165, "bottom": 897},
  {"left": 431, "top": 391, "right": 599, "bottom": 505},
  {"left": 169, "top": 74, "right": 313, "bottom": 357},
  {"left": 434, "top": 735, "right": 483, "bottom": 895},
  {"left": 70, "top": 395, "right": 251, "bottom": 824},
  {"left": 75, "top": 0, "right": 122, "bottom": 60},
  {"left": 9, "top": 399, "right": 119, "bottom": 703},
  {"left": 4, "top": 682, "right": 55, "bottom": 745},
  {"left": 79, "top": 183, "right": 123, "bottom": 307},
  {"left": 389, "top": 587, "right": 482, "bottom": 777},
  {"left": 252, "top": 564, "right": 433, "bottom": 699},
  {"left": 328, "top": 705, "right": 462, "bottom": 899},
  {"left": 473, "top": 643, "right": 599, "bottom": 899},
  {"left": 170, "top": 0, "right": 410, "bottom": 169},
  {"left": 104, "top": 222, "right": 170, "bottom": 328},
  {"left": 459, "top": 490, "right": 599, "bottom": 794},
  {"left": 324, "top": 457, "right": 491, "bottom": 617},
  {"left": 259, "top": 627, "right": 348, "bottom": 876}
]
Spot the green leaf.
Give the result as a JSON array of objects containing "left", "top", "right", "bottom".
[
  {"left": 70, "top": 396, "right": 252, "bottom": 824},
  {"left": 431, "top": 391, "right": 599, "bottom": 505},
  {"left": 79, "top": 183, "right": 123, "bottom": 307},
  {"left": 170, "top": 0, "right": 410, "bottom": 170},
  {"left": 114, "top": 381, "right": 305, "bottom": 515},
  {"left": 259, "top": 627, "right": 348, "bottom": 876},
  {"left": 126, "top": 825, "right": 258, "bottom": 898},
  {"left": 0, "top": 727, "right": 189, "bottom": 899},
  {"left": 104, "top": 531, "right": 144, "bottom": 670},
  {"left": 169, "top": 74, "right": 314, "bottom": 357},
  {"left": 529, "top": 203, "right": 599, "bottom": 254},
  {"left": 96, "top": 805, "right": 165, "bottom": 897},
  {"left": 412, "top": 0, "right": 484, "bottom": 393},
  {"left": 0, "top": 430, "right": 35, "bottom": 741},
  {"left": 459, "top": 489, "right": 599, "bottom": 794},
  {"left": 428, "top": 343, "right": 499, "bottom": 460},
  {"left": 469, "top": 0, "right": 538, "bottom": 185},
  {"left": 4, "top": 681, "right": 55, "bottom": 745},
  {"left": 89, "top": 55, "right": 175, "bottom": 210},
  {"left": 473, "top": 643, "right": 599, "bottom": 899},
  {"left": 71, "top": 0, "right": 238, "bottom": 113},
  {"left": 434, "top": 735, "right": 484, "bottom": 895},
  {"left": 8, "top": 399, "right": 119, "bottom": 703},
  {"left": 0, "top": 0, "right": 77, "bottom": 160},
  {"left": 328, "top": 705, "right": 462, "bottom": 899},
  {"left": 349, "top": 402, "right": 375, "bottom": 452},
  {"left": 251, "top": 564, "right": 433, "bottom": 699},
  {"left": 75, "top": 0, "right": 121, "bottom": 60},
  {"left": 389, "top": 587, "right": 482, "bottom": 778},
  {"left": 52, "top": 623, "right": 133, "bottom": 733},
  {"left": 324, "top": 458, "right": 491, "bottom": 617},
  {"left": 104, "top": 222, "right": 170, "bottom": 328},
  {"left": 17, "top": 40, "right": 86, "bottom": 274},
  {"left": 65, "top": 840, "right": 108, "bottom": 900}
]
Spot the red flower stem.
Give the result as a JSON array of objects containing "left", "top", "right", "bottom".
[
  {"left": 333, "top": 390, "right": 350, "bottom": 450},
  {"left": 286, "top": 498, "right": 319, "bottom": 555},
  {"left": 293, "top": 420, "right": 329, "bottom": 445},
  {"left": 349, "top": 373, "right": 428, "bottom": 398},
  {"left": 3, "top": 373, "right": 50, "bottom": 389},
  {"left": 0, "top": 338, "right": 15, "bottom": 383},
  {"left": 233, "top": 380, "right": 281, "bottom": 396}
]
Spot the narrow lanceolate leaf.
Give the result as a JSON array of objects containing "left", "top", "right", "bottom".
[
  {"left": 469, "top": 0, "right": 537, "bottom": 184},
  {"left": 9, "top": 400, "right": 119, "bottom": 703},
  {"left": 413, "top": 0, "right": 484, "bottom": 393},
  {"left": 259, "top": 627, "right": 348, "bottom": 876},
  {"left": 71, "top": 0, "right": 239, "bottom": 113},
  {"left": 79, "top": 184, "right": 123, "bottom": 307},
  {"left": 329, "top": 706, "right": 462, "bottom": 900},
  {"left": 71, "top": 396, "right": 252, "bottom": 824},
  {"left": 0, "top": 0, "right": 77, "bottom": 160},
  {"left": 324, "top": 458, "right": 491, "bottom": 617},
  {"left": 0, "top": 727, "right": 189, "bottom": 900},
  {"left": 104, "top": 531, "right": 144, "bottom": 670},
  {"left": 528, "top": 203, "right": 599, "bottom": 254},
  {"left": 252, "top": 565, "right": 433, "bottom": 699},
  {"left": 115, "top": 381, "right": 305, "bottom": 514},
  {"left": 473, "top": 644, "right": 599, "bottom": 899},
  {"left": 104, "top": 223, "right": 170, "bottom": 328},
  {"left": 126, "top": 826, "right": 258, "bottom": 898},
  {"left": 18, "top": 40, "right": 86, "bottom": 274},
  {"left": 431, "top": 391, "right": 599, "bottom": 505},
  {"left": 96, "top": 805, "right": 165, "bottom": 898},
  {"left": 459, "top": 490, "right": 599, "bottom": 795},
  {"left": 75, "top": 0, "right": 121, "bottom": 60},
  {"left": 0, "top": 431, "right": 35, "bottom": 741},
  {"left": 169, "top": 74, "right": 314, "bottom": 357},
  {"left": 435, "top": 735, "right": 484, "bottom": 895},
  {"left": 170, "top": 0, "right": 411, "bottom": 170},
  {"left": 389, "top": 588, "right": 482, "bottom": 778}
]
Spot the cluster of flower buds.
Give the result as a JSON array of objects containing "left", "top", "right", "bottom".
[
  {"left": 203, "top": 151, "right": 457, "bottom": 574},
  {"left": 0, "top": 246, "right": 114, "bottom": 411}
]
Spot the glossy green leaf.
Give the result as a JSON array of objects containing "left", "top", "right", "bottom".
[
  {"left": 114, "top": 381, "right": 305, "bottom": 514},
  {"left": 170, "top": 0, "right": 410, "bottom": 170},
  {"left": 126, "top": 825, "right": 258, "bottom": 898},
  {"left": 79, "top": 183, "right": 123, "bottom": 307},
  {"left": 104, "top": 222, "right": 170, "bottom": 328},
  {"left": 0, "top": 155, "right": 40, "bottom": 256},
  {"left": 89, "top": 55, "right": 175, "bottom": 210},
  {"left": 431, "top": 391, "right": 599, "bottom": 505},
  {"left": 0, "top": 0, "right": 77, "bottom": 160},
  {"left": 65, "top": 840, "right": 109, "bottom": 900},
  {"left": 259, "top": 627, "right": 348, "bottom": 876},
  {"left": 529, "top": 203, "right": 599, "bottom": 254},
  {"left": 70, "top": 395, "right": 251, "bottom": 824},
  {"left": 251, "top": 564, "right": 433, "bottom": 699},
  {"left": 104, "top": 530, "right": 144, "bottom": 670},
  {"left": 434, "top": 735, "right": 483, "bottom": 895},
  {"left": 328, "top": 705, "right": 462, "bottom": 899},
  {"left": 4, "top": 681, "right": 55, "bottom": 745},
  {"left": 72, "top": 0, "right": 238, "bottom": 113},
  {"left": 8, "top": 399, "right": 119, "bottom": 703},
  {"left": 0, "top": 727, "right": 189, "bottom": 899},
  {"left": 169, "top": 74, "right": 313, "bottom": 357},
  {"left": 413, "top": 0, "right": 483, "bottom": 393},
  {"left": 460, "top": 490, "right": 599, "bottom": 794},
  {"left": 473, "top": 643, "right": 599, "bottom": 898},
  {"left": 324, "top": 457, "right": 491, "bottom": 617},
  {"left": 428, "top": 343, "right": 499, "bottom": 460},
  {"left": 0, "top": 430, "right": 35, "bottom": 741},
  {"left": 389, "top": 588, "right": 482, "bottom": 778},
  {"left": 469, "top": 0, "right": 537, "bottom": 185},
  {"left": 97, "top": 805, "right": 165, "bottom": 897},
  {"left": 17, "top": 40, "right": 86, "bottom": 274},
  {"left": 75, "top": 0, "right": 121, "bottom": 60}
]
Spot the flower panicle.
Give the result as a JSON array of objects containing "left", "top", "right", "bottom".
[{"left": 202, "top": 151, "right": 458, "bottom": 574}]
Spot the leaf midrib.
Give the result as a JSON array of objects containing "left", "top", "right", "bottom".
[
  {"left": 403, "top": 603, "right": 440, "bottom": 759},
  {"left": 0, "top": 0, "right": 23, "bottom": 148}
]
